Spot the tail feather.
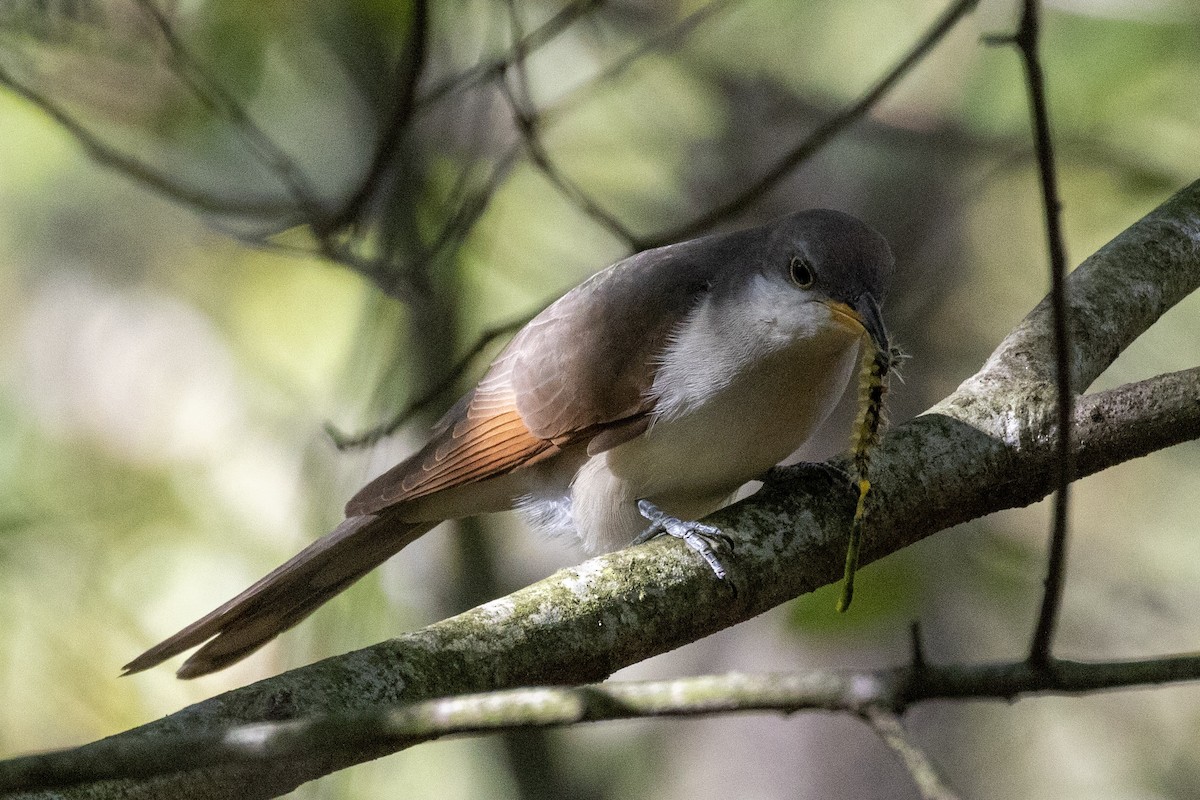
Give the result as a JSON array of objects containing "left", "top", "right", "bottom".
[{"left": 122, "top": 514, "right": 434, "bottom": 679}]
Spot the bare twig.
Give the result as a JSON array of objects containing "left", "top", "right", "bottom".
[
  {"left": 329, "top": 0, "right": 430, "bottom": 231},
  {"left": 861, "top": 708, "right": 961, "bottom": 800},
  {"left": 132, "top": 2, "right": 440, "bottom": 303},
  {"left": 213, "top": 227, "right": 428, "bottom": 302},
  {"left": 643, "top": 0, "right": 982, "bottom": 247},
  {"left": 337, "top": 140, "right": 522, "bottom": 299},
  {"left": 330, "top": 241, "right": 428, "bottom": 302},
  {"left": 8, "top": 653, "right": 1200, "bottom": 793},
  {"left": 499, "top": 3, "right": 642, "bottom": 249},
  {"left": 132, "top": 0, "right": 331, "bottom": 231},
  {"left": 510, "top": 95, "right": 642, "bottom": 248},
  {"left": 326, "top": 314, "right": 532, "bottom": 450},
  {"left": 909, "top": 621, "right": 927, "bottom": 669},
  {"left": 0, "top": 62, "right": 296, "bottom": 218},
  {"left": 417, "top": 0, "right": 605, "bottom": 113},
  {"left": 539, "top": 0, "right": 737, "bottom": 125},
  {"left": 989, "top": 0, "right": 1074, "bottom": 667},
  {"left": 424, "top": 145, "right": 523, "bottom": 263}
]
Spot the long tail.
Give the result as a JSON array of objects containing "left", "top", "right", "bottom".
[{"left": 122, "top": 514, "right": 434, "bottom": 679}]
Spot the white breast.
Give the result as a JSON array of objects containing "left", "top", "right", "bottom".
[{"left": 559, "top": 280, "right": 865, "bottom": 552}]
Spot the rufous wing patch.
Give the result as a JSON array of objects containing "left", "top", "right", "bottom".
[
  {"left": 343, "top": 247, "right": 721, "bottom": 519},
  {"left": 344, "top": 377, "right": 555, "bottom": 517}
]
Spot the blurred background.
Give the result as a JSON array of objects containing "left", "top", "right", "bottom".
[{"left": 2, "top": 0, "right": 1200, "bottom": 797}]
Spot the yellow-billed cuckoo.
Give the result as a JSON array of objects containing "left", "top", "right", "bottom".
[{"left": 124, "top": 209, "right": 893, "bottom": 678}]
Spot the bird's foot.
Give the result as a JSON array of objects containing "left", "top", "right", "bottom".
[{"left": 633, "top": 499, "right": 731, "bottom": 579}]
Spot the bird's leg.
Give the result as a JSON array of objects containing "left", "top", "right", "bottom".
[{"left": 633, "top": 499, "right": 732, "bottom": 579}]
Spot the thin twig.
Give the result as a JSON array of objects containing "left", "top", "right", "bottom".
[
  {"left": 329, "top": 0, "right": 430, "bottom": 231},
  {"left": 5, "top": 1, "right": 443, "bottom": 299},
  {"left": 511, "top": 93, "right": 643, "bottom": 249},
  {"left": 132, "top": 0, "right": 331, "bottom": 231},
  {"left": 0, "top": 63, "right": 297, "bottom": 218},
  {"left": 501, "top": 0, "right": 534, "bottom": 107},
  {"left": 909, "top": 621, "right": 927, "bottom": 670},
  {"left": 9, "top": 653, "right": 1200, "bottom": 793},
  {"left": 426, "top": 145, "right": 523, "bottom": 260},
  {"left": 539, "top": 0, "right": 738, "bottom": 126},
  {"left": 329, "top": 240, "right": 428, "bottom": 303},
  {"left": 990, "top": 0, "right": 1073, "bottom": 668},
  {"left": 326, "top": 314, "right": 532, "bottom": 450},
  {"left": 212, "top": 222, "right": 427, "bottom": 303},
  {"left": 345, "top": 141, "right": 521, "bottom": 297},
  {"left": 417, "top": 0, "right": 605, "bottom": 113},
  {"left": 499, "top": 3, "right": 642, "bottom": 249},
  {"left": 860, "top": 708, "right": 962, "bottom": 800},
  {"left": 643, "top": 0, "right": 981, "bottom": 248}
]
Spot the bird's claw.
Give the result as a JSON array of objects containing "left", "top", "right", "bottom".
[{"left": 633, "top": 499, "right": 730, "bottom": 579}]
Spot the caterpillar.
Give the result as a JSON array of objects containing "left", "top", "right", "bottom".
[{"left": 837, "top": 339, "right": 894, "bottom": 613}]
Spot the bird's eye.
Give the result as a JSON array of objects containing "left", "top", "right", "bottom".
[{"left": 789, "top": 256, "right": 815, "bottom": 289}]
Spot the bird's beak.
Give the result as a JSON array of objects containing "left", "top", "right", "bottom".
[
  {"left": 823, "top": 294, "right": 889, "bottom": 355},
  {"left": 853, "top": 292, "right": 889, "bottom": 356}
]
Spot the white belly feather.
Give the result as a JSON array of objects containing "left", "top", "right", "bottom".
[{"left": 519, "top": 279, "right": 866, "bottom": 553}]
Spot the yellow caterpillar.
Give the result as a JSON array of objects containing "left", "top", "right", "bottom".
[{"left": 837, "top": 339, "right": 892, "bottom": 613}]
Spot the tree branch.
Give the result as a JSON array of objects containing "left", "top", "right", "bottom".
[
  {"left": 499, "top": 3, "right": 643, "bottom": 250},
  {"left": 324, "top": 313, "right": 532, "bottom": 450},
  {"left": 131, "top": 0, "right": 330, "bottom": 231},
  {"left": 538, "top": 0, "right": 736, "bottom": 126},
  {"left": 0, "top": 62, "right": 296, "bottom": 219},
  {"left": 416, "top": 0, "right": 604, "bottom": 113},
  {"left": 12, "top": 650, "right": 1200, "bottom": 795},
  {"left": 4, "top": 177, "right": 1198, "bottom": 799},
  {"left": 859, "top": 708, "right": 961, "bottom": 800},
  {"left": 642, "top": 0, "right": 981, "bottom": 248},
  {"left": 327, "top": 0, "right": 430, "bottom": 231}
]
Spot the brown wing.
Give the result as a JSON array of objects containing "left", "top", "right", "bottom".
[
  {"left": 346, "top": 232, "right": 743, "bottom": 517},
  {"left": 345, "top": 361, "right": 557, "bottom": 515},
  {"left": 506, "top": 234, "right": 747, "bottom": 437}
]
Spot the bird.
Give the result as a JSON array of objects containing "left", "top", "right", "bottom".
[{"left": 122, "top": 208, "right": 893, "bottom": 678}]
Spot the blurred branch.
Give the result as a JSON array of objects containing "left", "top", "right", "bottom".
[
  {"left": 132, "top": 0, "right": 330, "bottom": 230},
  {"left": 125, "top": 1, "right": 440, "bottom": 300},
  {"left": 10, "top": 652, "right": 1200, "bottom": 794},
  {"left": 687, "top": 75, "right": 1183, "bottom": 206},
  {"left": 860, "top": 708, "right": 961, "bottom": 800},
  {"left": 643, "top": 0, "right": 981, "bottom": 247},
  {"left": 488, "top": 0, "right": 982, "bottom": 252},
  {"left": 328, "top": 0, "right": 429, "bottom": 231},
  {"left": 7, "top": 178, "right": 1200, "bottom": 800},
  {"left": 423, "top": 144, "right": 523, "bottom": 261},
  {"left": 0, "top": 61, "right": 295, "bottom": 217},
  {"left": 0, "top": 2, "right": 434, "bottom": 300},
  {"left": 231, "top": 144, "right": 522, "bottom": 305},
  {"left": 539, "top": 0, "right": 736, "bottom": 125},
  {"left": 1, "top": 0, "right": 983, "bottom": 305},
  {"left": 501, "top": 85, "right": 641, "bottom": 249},
  {"left": 325, "top": 313, "right": 531, "bottom": 450},
  {"left": 417, "top": 0, "right": 604, "bottom": 112},
  {"left": 500, "top": 1, "right": 642, "bottom": 249}
]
